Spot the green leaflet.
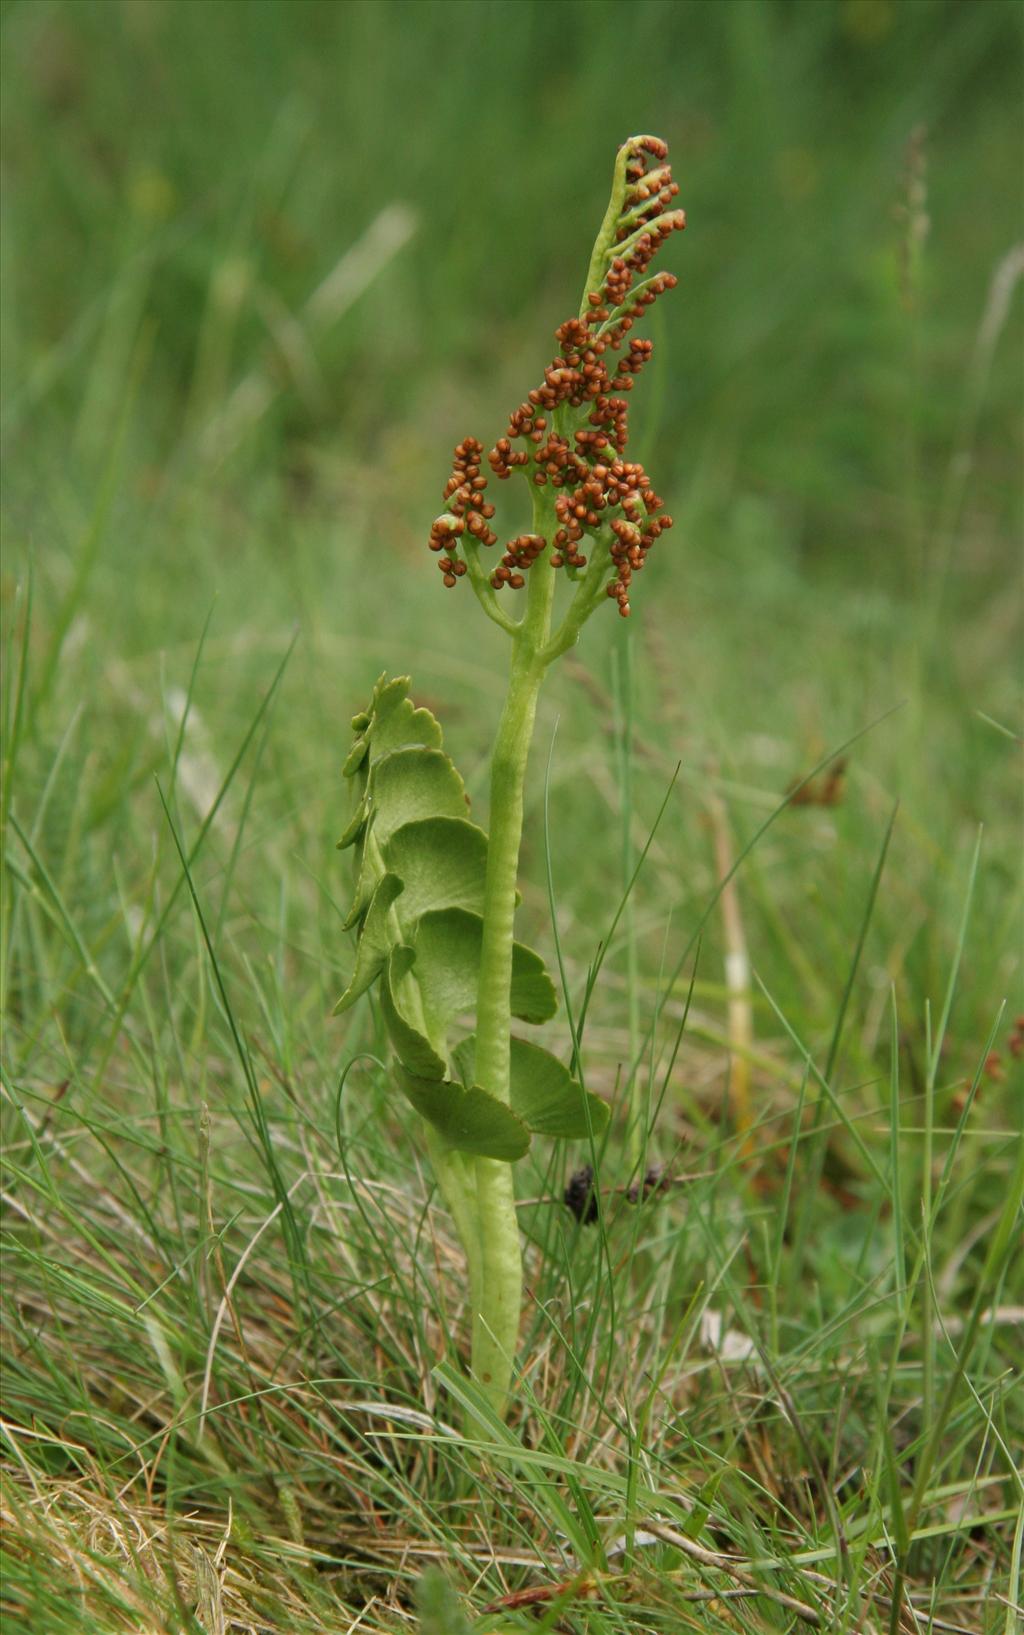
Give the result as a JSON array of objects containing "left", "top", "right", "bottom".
[
  {"left": 383, "top": 818, "right": 489, "bottom": 922},
  {"left": 397, "top": 1068, "right": 530, "bottom": 1160},
  {"left": 338, "top": 745, "right": 468, "bottom": 851},
  {"left": 452, "top": 1034, "right": 609, "bottom": 1140},
  {"left": 343, "top": 674, "right": 443, "bottom": 779},
  {"left": 335, "top": 676, "right": 566, "bottom": 1160},
  {"left": 370, "top": 747, "right": 469, "bottom": 842},
  {"left": 378, "top": 945, "right": 447, "bottom": 1080},
  {"left": 331, "top": 873, "right": 403, "bottom": 1014},
  {"left": 413, "top": 908, "right": 557, "bottom": 1030}
]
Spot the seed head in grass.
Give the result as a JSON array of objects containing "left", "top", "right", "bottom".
[{"left": 428, "top": 135, "right": 684, "bottom": 620}]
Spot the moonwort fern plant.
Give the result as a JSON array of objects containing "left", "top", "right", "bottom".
[{"left": 335, "top": 136, "right": 685, "bottom": 1417}]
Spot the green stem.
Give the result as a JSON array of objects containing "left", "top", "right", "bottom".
[
  {"left": 474, "top": 582, "right": 554, "bottom": 1098},
  {"left": 615, "top": 628, "right": 643, "bottom": 1170},
  {"left": 467, "top": 1158, "right": 521, "bottom": 1412},
  {"left": 541, "top": 540, "right": 612, "bottom": 663},
  {"left": 461, "top": 535, "right": 521, "bottom": 635},
  {"left": 468, "top": 495, "right": 557, "bottom": 1414},
  {"left": 424, "top": 1126, "right": 483, "bottom": 1322}
]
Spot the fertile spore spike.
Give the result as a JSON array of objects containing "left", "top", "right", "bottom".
[{"left": 427, "top": 135, "right": 684, "bottom": 615}]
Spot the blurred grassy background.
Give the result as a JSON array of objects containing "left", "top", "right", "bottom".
[{"left": 2, "top": 2, "right": 1022, "bottom": 1629}]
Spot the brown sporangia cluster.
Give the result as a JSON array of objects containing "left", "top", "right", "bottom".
[
  {"left": 428, "top": 436, "right": 497, "bottom": 585},
  {"left": 493, "top": 533, "right": 546, "bottom": 590},
  {"left": 428, "top": 135, "right": 684, "bottom": 616}
]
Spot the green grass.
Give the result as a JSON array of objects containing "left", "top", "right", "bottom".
[{"left": 2, "top": 0, "right": 1022, "bottom": 1630}]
